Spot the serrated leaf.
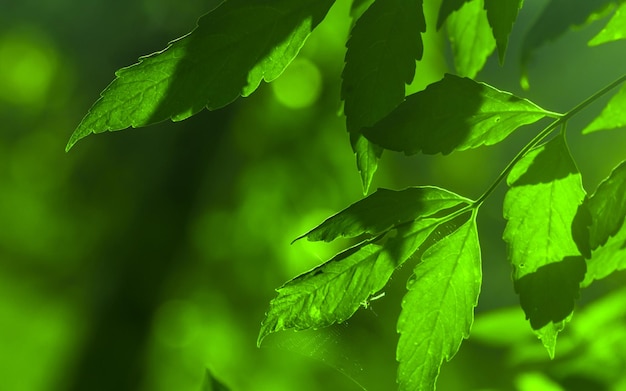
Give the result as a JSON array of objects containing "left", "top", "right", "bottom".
[
  {"left": 397, "top": 212, "right": 481, "bottom": 391},
  {"left": 484, "top": 0, "right": 523, "bottom": 63},
  {"left": 436, "top": 0, "right": 472, "bottom": 29},
  {"left": 66, "top": 0, "right": 335, "bottom": 150},
  {"left": 363, "top": 74, "right": 553, "bottom": 155},
  {"left": 583, "top": 160, "right": 626, "bottom": 286},
  {"left": 582, "top": 83, "right": 626, "bottom": 134},
  {"left": 342, "top": 0, "right": 425, "bottom": 192},
  {"left": 295, "top": 186, "right": 471, "bottom": 243},
  {"left": 259, "top": 215, "right": 455, "bottom": 346},
  {"left": 503, "top": 136, "right": 587, "bottom": 357},
  {"left": 589, "top": 3, "right": 626, "bottom": 46},
  {"left": 446, "top": 0, "right": 496, "bottom": 78}
]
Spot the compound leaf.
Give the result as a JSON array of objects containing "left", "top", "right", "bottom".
[
  {"left": 259, "top": 214, "right": 462, "bottom": 346},
  {"left": 583, "top": 160, "right": 626, "bottom": 286},
  {"left": 397, "top": 212, "right": 481, "bottom": 391},
  {"left": 503, "top": 135, "right": 587, "bottom": 357},
  {"left": 484, "top": 0, "right": 523, "bottom": 63},
  {"left": 589, "top": 2, "right": 626, "bottom": 46},
  {"left": 343, "top": 0, "right": 425, "bottom": 192},
  {"left": 67, "top": 0, "right": 335, "bottom": 150},
  {"left": 295, "top": 186, "right": 471, "bottom": 243},
  {"left": 447, "top": 0, "right": 496, "bottom": 78},
  {"left": 363, "top": 74, "right": 554, "bottom": 155},
  {"left": 582, "top": 83, "right": 626, "bottom": 134}
]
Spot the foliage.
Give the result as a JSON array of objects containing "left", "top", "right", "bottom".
[{"left": 68, "top": 0, "right": 626, "bottom": 389}]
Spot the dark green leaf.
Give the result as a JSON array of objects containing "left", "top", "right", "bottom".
[
  {"left": 66, "top": 0, "right": 335, "bottom": 150},
  {"left": 342, "top": 0, "right": 425, "bottom": 192},
  {"left": 446, "top": 0, "right": 496, "bottom": 78},
  {"left": 583, "top": 161, "right": 626, "bottom": 286},
  {"left": 295, "top": 186, "right": 471, "bottom": 243},
  {"left": 484, "top": 0, "right": 523, "bottom": 63},
  {"left": 363, "top": 74, "right": 553, "bottom": 155},
  {"left": 259, "top": 216, "right": 453, "bottom": 346},
  {"left": 582, "top": 83, "right": 626, "bottom": 134},
  {"left": 201, "top": 368, "right": 230, "bottom": 391},
  {"left": 502, "top": 135, "right": 587, "bottom": 357},
  {"left": 589, "top": 3, "right": 626, "bottom": 46},
  {"left": 437, "top": 0, "right": 472, "bottom": 29},
  {"left": 397, "top": 212, "right": 481, "bottom": 391}
]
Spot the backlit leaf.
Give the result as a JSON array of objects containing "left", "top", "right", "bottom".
[
  {"left": 397, "top": 212, "right": 481, "bottom": 391},
  {"left": 342, "top": 0, "right": 425, "bottom": 192},
  {"left": 503, "top": 135, "right": 587, "bottom": 357},
  {"left": 589, "top": 2, "right": 626, "bottom": 46},
  {"left": 436, "top": 0, "right": 472, "bottom": 29},
  {"left": 484, "top": 0, "right": 523, "bottom": 63},
  {"left": 363, "top": 74, "right": 554, "bottom": 155},
  {"left": 295, "top": 186, "right": 471, "bottom": 243},
  {"left": 446, "top": 0, "right": 496, "bottom": 78},
  {"left": 582, "top": 83, "right": 626, "bottom": 134},
  {"left": 583, "top": 160, "right": 626, "bottom": 286},
  {"left": 259, "top": 215, "right": 459, "bottom": 346},
  {"left": 66, "top": 0, "right": 335, "bottom": 150}
]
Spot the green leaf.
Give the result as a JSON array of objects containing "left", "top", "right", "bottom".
[
  {"left": 483, "top": 0, "right": 523, "bottom": 63},
  {"left": 342, "top": 0, "right": 425, "bottom": 192},
  {"left": 436, "top": 0, "right": 472, "bottom": 29},
  {"left": 397, "top": 212, "right": 481, "bottom": 391},
  {"left": 363, "top": 74, "right": 553, "bottom": 155},
  {"left": 589, "top": 2, "right": 626, "bottom": 46},
  {"left": 66, "top": 0, "right": 335, "bottom": 150},
  {"left": 502, "top": 135, "right": 587, "bottom": 358},
  {"left": 446, "top": 0, "right": 496, "bottom": 78},
  {"left": 582, "top": 83, "right": 626, "bottom": 134},
  {"left": 201, "top": 368, "right": 230, "bottom": 391},
  {"left": 259, "top": 215, "right": 458, "bottom": 346},
  {"left": 520, "top": 0, "right": 614, "bottom": 84},
  {"left": 295, "top": 186, "right": 471, "bottom": 243},
  {"left": 583, "top": 160, "right": 626, "bottom": 286}
]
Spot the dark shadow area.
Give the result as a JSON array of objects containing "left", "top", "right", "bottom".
[
  {"left": 514, "top": 256, "right": 586, "bottom": 329},
  {"left": 509, "top": 135, "right": 576, "bottom": 186}
]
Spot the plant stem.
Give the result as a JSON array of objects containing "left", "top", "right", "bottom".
[{"left": 473, "top": 73, "right": 626, "bottom": 208}]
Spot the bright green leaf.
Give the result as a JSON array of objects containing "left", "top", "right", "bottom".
[
  {"left": 66, "top": 0, "right": 335, "bottom": 150},
  {"left": 583, "top": 160, "right": 626, "bottom": 286},
  {"left": 397, "top": 212, "right": 481, "bottom": 391},
  {"left": 363, "top": 74, "right": 554, "bottom": 155},
  {"left": 342, "top": 0, "right": 425, "bottom": 192},
  {"left": 259, "top": 215, "right": 458, "bottom": 346},
  {"left": 502, "top": 135, "right": 587, "bottom": 357},
  {"left": 582, "top": 83, "right": 626, "bottom": 134},
  {"left": 447, "top": 0, "right": 496, "bottom": 78},
  {"left": 436, "top": 0, "right": 472, "bottom": 29},
  {"left": 295, "top": 186, "right": 471, "bottom": 243},
  {"left": 484, "top": 0, "right": 523, "bottom": 63},
  {"left": 589, "top": 3, "right": 626, "bottom": 46}
]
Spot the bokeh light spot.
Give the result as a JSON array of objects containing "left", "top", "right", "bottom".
[{"left": 271, "top": 58, "right": 322, "bottom": 109}]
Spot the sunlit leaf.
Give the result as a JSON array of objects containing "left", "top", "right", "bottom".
[
  {"left": 66, "top": 0, "right": 335, "bottom": 150},
  {"left": 342, "top": 0, "right": 425, "bottom": 192},
  {"left": 484, "top": 0, "right": 523, "bottom": 63},
  {"left": 363, "top": 74, "right": 554, "bottom": 155},
  {"left": 583, "top": 160, "right": 626, "bottom": 286},
  {"left": 295, "top": 186, "right": 471, "bottom": 243},
  {"left": 582, "top": 83, "right": 626, "bottom": 134},
  {"left": 503, "top": 135, "right": 587, "bottom": 357},
  {"left": 259, "top": 215, "right": 455, "bottom": 346},
  {"left": 397, "top": 212, "right": 481, "bottom": 391},
  {"left": 436, "top": 0, "right": 472, "bottom": 29},
  {"left": 589, "top": 3, "right": 626, "bottom": 46},
  {"left": 447, "top": 0, "right": 496, "bottom": 78}
]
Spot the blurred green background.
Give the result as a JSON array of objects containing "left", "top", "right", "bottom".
[{"left": 1, "top": 1, "right": 626, "bottom": 390}]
